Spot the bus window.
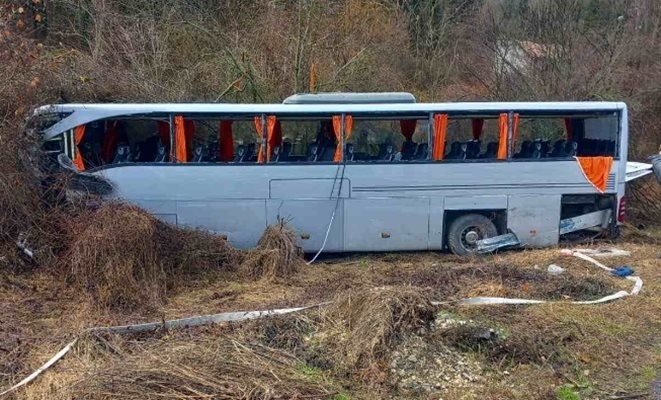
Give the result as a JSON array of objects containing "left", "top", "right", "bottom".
[
  {"left": 444, "top": 117, "right": 501, "bottom": 160},
  {"left": 351, "top": 118, "right": 427, "bottom": 162},
  {"left": 574, "top": 115, "right": 618, "bottom": 157},
  {"left": 512, "top": 114, "right": 619, "bottom": 159},
  {"left": 513, "top": 117, "right": 565, "bottom": 159},
  {"left": 277, "top": 119, "right": 337, "bottom": 163},
  {"left": 228, "top": 119, "right": 259, "bottom": 163}
]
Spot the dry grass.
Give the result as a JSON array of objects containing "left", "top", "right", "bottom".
[
  {"left": 26, "top": 329, "right": 337, "bottom": 400},
  {"left": 239, "top": 220, "right": 304, "bottom": 281},
  {"left": 319, "top": 286, "right": 435, "bottom": 373},
  {"left": 2, "top": 241, "right": 661, "bottom": 400},
  {"left": 64, "top": 202, "right": 239, "bottom": 311}
]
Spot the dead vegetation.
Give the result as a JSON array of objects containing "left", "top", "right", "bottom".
[
  {"left": 48, "top": 329, "right": 337, "bottom": 400},
  {"left": 239, "top": 220, "right": 304, "bottom": 281},
  {"left": 63, "top": 202, "right": 239, "bottom": 310},
  {"left": 318, "top": 287, "right": 435, "bottom": 376},
  {"left": 2, "top": 0, "right": 661, "bottom": 399},
  {"left": 61, "top": 201, "right": 320, "bottom": 311},
  {"left": 3, "top": 243, "right": 661, "bottom": 399}
]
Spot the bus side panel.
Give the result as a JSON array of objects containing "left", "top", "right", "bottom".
[
  {"left": 176, "top": 200, "right": 267, "bottom": 249},
  {"left": 429, "top": 197, "right": 445, "bottom": 250},
  {"left": 266, "top": 199, "right": 344, "bottom": 252},
  {"left": 507, "top": 195, "right": 561, "bottom": 248},
  {"left": 344, "top": 198, "right": 429, "bottom": 251},
  {"left": 131, "top": 199, "right": 177, "bottom": 225}
]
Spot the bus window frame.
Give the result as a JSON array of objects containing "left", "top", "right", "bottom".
[
  {"left": 507, "top": 110, "right": 622, "bottom": 161},
  {"left": 50, "top": 108, "right": 623, "bottom": 169}
]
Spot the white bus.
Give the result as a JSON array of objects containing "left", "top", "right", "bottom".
[{"left": 28, "top": 92, "right": 660, "bottom": 255}]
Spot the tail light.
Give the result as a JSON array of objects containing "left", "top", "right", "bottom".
[{"left": 617, "top": 197, "right": 626, "bottom": 223}]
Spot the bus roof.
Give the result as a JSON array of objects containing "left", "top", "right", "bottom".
[
  {"left": 282, "top": 92, "right": 417, "bottom": 104},
  {"left": 33, "top": 100, "right": 627, "bottom": 141}
]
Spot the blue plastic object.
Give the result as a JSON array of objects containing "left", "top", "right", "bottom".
[{"left": 611, "top": 266, "right": 634, "bottom": 277}]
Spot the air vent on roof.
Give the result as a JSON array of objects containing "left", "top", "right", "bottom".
[{"left": 282, "top": 92, "right": 416, "bottom": 105}]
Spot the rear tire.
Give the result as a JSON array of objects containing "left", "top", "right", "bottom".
[{"left": 447, "top": 214, "right": 498, "bottom": 256}]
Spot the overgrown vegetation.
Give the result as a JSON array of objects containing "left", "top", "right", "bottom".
[{"left": 2, "top": 0, "right": 661, "bottom": 399}]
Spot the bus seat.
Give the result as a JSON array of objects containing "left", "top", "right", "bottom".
[
  {"left": 207, "top": 141, "right": 219, "bottom": 162},
  {"left": 154, "top": 142, "right": 168, "bottom": 162},
  {"left": 382, "top": 144, "right": 394, "bottom": 161},
  {"left": 377, "top": 143, "right": 387, "bottom": 158},
  {"left": 319, "top": 145, "right": 336, "bottom": 161},
  {"left": 565, "top": 141, "right": 578, "bottom": 157},
  {"left": 271, "top": 145, "right": 281, "bottom": 162},
  {"left": 466, "top": 140, "right": 481, "bottom": 159},
  {"left": 480, "top": 141, "right": 498, "bottom": 159},
  {"left": 515, "top": 140, "right": 531, "bottom": 158},
  {"left": 414, "top": 142, "right": 429, "bottom": 160},
  {"left": 539, "top": 140, "right": 550, "bottom": 157},
  {"left": 244, "top": 143, "right": 256, "bottom": 162},
  {"left": 281, "top": 141, "right": 292, "bottom": 161},
  {"left": 345, "top": 143, "right": 355, "bottom": 162},
  {"left": 551, "top": 139, "right": 567, "bottom": 157},
  {"left": 607, "top": 140, "right": 616, "bottom": 155},
  {"left": 307, "top": 142, "right": 320, "bottom": 162},
  {"left": 112, "top": 143, "right": 131, "bottom": 164},
  {"left": 446, "top": 141, "right": 460, "bottom": 158},
  {"left": 131, "top": 142, "right": 143, "bottom": 162},
  {"left": 141, "top": 135, "right": 159, "bottom": 162},
  {"left": 191, "top": 145, "right": 204, "bottom": 162},
  {"left": 529, "top": 140, "right": 542, "bottom": 159},
  {"left": 401, "top": 140, "right": 416, "bottom": 160},
  {"left": 234, "top": 145, "right": 247, "bottom": 162},
  {"left": 447, "top": 142, "right": 467, "bottom": 160}
]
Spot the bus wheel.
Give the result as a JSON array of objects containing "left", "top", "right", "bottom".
[{"left": 447, "top": 214, "right": 498, "bottom": 256}]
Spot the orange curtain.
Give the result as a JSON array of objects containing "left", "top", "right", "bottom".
[
  {"left": 577, "top": 156, "right": 613, "bottom": 192},
  {"left": 497, "top": 113, "right": 508, "bottom": 160},
  {"left": 253, "top": 116, "right": 265, "bottom": 163},
  {"left": 332, "top": 115, "right": 353, "bottom": 162},
  {"left": 174, "top": 116, "right": 187, "bottom": 162},
  {"left": 73, "top": 125, "right": 85, "bottom": 170},
  {"left": 267, "top": 119, "right": 282, "bottom": 162},
  {"left": 400, "top": 119, "right": 417, "bottom": 141},
  {"left": 511, "top": 113, "right": 520, "bottom": 154},
  {"left": 219, "top": 120, "right": 234, "bottom": 162},
  {"left": 471, "top": 118, "right": 484, "bottom": 140},
  {"left": 432, "top": 114, "right": 448, "bottom": 161},
  {"left": 101, "top": 120, "right": 119, "bottom": 163},
  {"left": 266, "top": 116, "right": 277, "bottom": 162},
  {"left": 565, "top": 118, "right": 573, "bottom": 141}
]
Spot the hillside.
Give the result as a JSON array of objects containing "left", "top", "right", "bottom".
[{"left": 1, "top": 0, "right": 661, "bottom": 399}]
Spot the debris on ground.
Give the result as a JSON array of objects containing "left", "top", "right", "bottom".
[
  {"left": 389, "top": 335, "right": 484, "bottom": 396},
  {"left": 239, "top": 220, "right": 304, "bottom": 281},
  {"left": 547, "top": 264, "right": 565, "bottom": 275},
  {"left": 571, "top": 248, "right": 631, "bottom": 258}
]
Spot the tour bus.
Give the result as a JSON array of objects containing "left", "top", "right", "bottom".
[{"left": 27, "top": 93, "right": 661, "bottom": 256}]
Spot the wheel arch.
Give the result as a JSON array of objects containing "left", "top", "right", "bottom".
[{"left": 443, "top": 209, "right": 507, "bottom": 250}]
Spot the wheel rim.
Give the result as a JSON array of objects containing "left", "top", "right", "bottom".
[{"left": 460, "top": 226, "right": 484, "bottom": 251}]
